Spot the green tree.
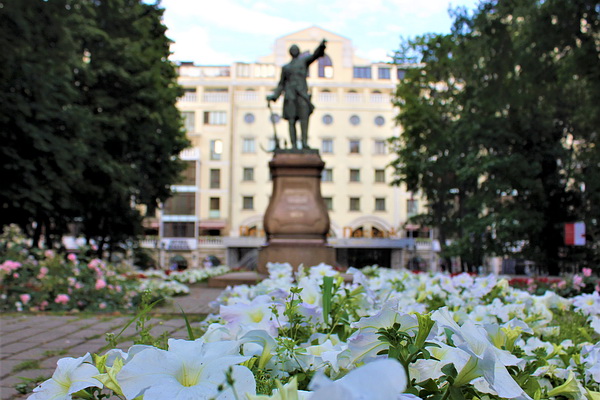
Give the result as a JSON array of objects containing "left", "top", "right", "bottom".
[
  {"left": 75, "top": 0, "right": 189, "bottom": 255},
  {"left": 0, "top": 0, "right": 189, "bottom": 255},
  {"left": 391, "top": 0, "right": 600, "bottom": 273},
  {"left": 0, "top": 0, "right": 90, "bottom": 247}
]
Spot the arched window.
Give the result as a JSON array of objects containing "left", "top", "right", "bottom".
[{"left": 318, "top": 54, "right": 333, "bottom": 78}]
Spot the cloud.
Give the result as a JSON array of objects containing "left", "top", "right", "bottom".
[
  {"left": 157, "top": 0, "right": 478, "bottom": 64},
  {"left": 161, "top": 0, "right": 307, "bottom": 36},
  {"left": 167, "top": 26, "right": 234, "bottom": 65}
]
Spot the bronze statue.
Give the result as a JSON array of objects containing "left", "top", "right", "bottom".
[{"left": 267, "top": 39, "right": 327, "bottom": 150}]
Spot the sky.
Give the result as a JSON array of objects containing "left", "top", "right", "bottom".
[{"left": 157, "top": 0, "right": 479, "bottom": 65}]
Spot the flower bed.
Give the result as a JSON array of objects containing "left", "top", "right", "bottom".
[
  {"left": 0, "top": 225, "right": 234, "bottom": 313},
  {"left": 29, "top": 262, "right": 600, "bottom": 399}
]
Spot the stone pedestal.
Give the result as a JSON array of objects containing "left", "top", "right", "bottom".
[{"left": 258, "top": 150, "right": 336, "bottom": 273}]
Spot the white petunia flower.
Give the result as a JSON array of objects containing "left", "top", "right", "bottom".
[
  {"left": 308, "top": 358, "right": 407, "bottom": 400},
  {"left": 220, "top": 294, "right": 283, "bottom": 336},
  {"left": 573, "top": 292, "right": 600, "bottom": 316},
  {"left": 116, "top": 338, "right": 255, "bottom": 400},
  {"left": 432, "top": 307, "right": 532, "bottom": 400},
  {"left": 29, "top": 353, "right": 102, "bottom": 400}
]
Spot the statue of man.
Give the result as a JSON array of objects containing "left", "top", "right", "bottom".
[{"left": 267, "top": 39, "right": 327, "bottom": 150}]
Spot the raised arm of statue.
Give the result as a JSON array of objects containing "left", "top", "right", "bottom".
[{"left": 305, "top": 39, "right": 327, "bottom": 66}]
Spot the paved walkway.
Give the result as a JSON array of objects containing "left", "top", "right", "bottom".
[{"left": 0, "top": 284, "right": 224, "bottom": 400}]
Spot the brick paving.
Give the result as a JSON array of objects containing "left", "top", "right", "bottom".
[{"left": 0, "top": 284, "right": 224, "bottom": 400}]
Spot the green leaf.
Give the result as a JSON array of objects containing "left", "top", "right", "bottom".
[{"left": 321, "top": 276, "right": 334, "bottom": 326}]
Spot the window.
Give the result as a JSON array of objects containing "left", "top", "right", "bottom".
[
  {"left": 270, "top": 113, "right": 281, "bottom": 124},
  {"left": 349, "top": 140, "right": 360, "bottom": 154},
  {"left": 353, "top": 66, "right": 372, "bottom": 79},
  {"left": 349, "top": 115, "right": 361, "bottom": 126},
  {"left": 204, "top": 111, "right": 227, "bottom": 125},
  {"left": 244, "top": 113, "right": 255, "bottom": 123},
  {"left": 349, "top": 197, "right": 360, "bottom": 211},
  {"left": 318, "top": 55, "right": 333, "bottom": 78},
  {"left": 374, "top": 140, "right": 386, "bottom": 154},
  {"left": 322, "top": 139, "right": 333, "bottom": 153},
  {"left": 210, "top": 169, "right": 220, "bottom": 189},
  {"left": 182, "top": 111, "right": 195, "bottom": 132},
  {"left": 407, "top": 199, "right": 418, "bottom": 217},
  {"left": 163, "top": 193, "right": 195, "bottom": 215},
  {"left": 323, "top": 197, "right": 333, "bottom": 211},
  {"left": 349, "top": 169, "right": 360, "bottom": 182},
  {"left": 210, "top": 140, "right": 223, "bottom": 160},
  {"left": 209, "top": 197, "right": 220, "bottom": 218},
  {"left": 375, "top": 198, "right": 386, "bottom": 211},
  {"left": 243, "top": 167, "right": 254, "bottom": 181},
  {"left": 375, "top": 169, "right": 385, "bottom": 183},
  {"left": 322, "top": 114, "right": 333, "bottom": 125},
  {"left": 180, "top": 161, "right": 196, "bottom": 185},
  {"left": 242, "top": 138, "right": 256, "bottom": 153},
  {"left": 397, "top": 69, "right": 406, "bottom": 79},
  {"left": 374, "top": 116, "right": 385, "bottom": 126},
  {"left": 163, "top": 222, "right": 194, "bottom": 238},
  {"left": 378, "top": 67, "right": 391, "bottom": 79},
  {"left": 321, "top": 168, "right": 333, "bottom": 182},
  {"left": 243, "top": 196, "right": 254, "bottom": 210}
]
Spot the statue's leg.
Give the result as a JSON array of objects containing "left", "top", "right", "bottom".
[
  {"left": 289, "top": 121, "right": 297, "bottom": 149},
  {"left": 297, "top": 100, "right": 310, "bottom": 149},
  {"left": 300, "top": 118, "right": 309, "bottom": 149}
]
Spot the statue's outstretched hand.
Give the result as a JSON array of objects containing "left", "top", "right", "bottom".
[{"left": 266, "top": 94, "right": 277, "bottom": 102}]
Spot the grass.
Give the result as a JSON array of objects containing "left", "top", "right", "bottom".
[
  {"left": 12, "top": 360, "right": 40, "bottom": 373},
  {"left": 42, "top": 349, "right": 68, "bottom": 358}
]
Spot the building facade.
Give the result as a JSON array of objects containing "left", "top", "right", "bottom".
[{"left": 144, "top": 26, "right": 437, "bottom": 270}]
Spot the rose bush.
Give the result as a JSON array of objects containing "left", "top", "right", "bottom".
[
  {"left": 0, "top": 225, "right": 227, "bottom": 312},
  {"left": 30, "top": 262, "right": 600, "bottom": 400}
]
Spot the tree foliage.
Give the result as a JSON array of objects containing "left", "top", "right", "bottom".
[
  {"left": 390, "top": 0, "right": 600, "bottom": 273},
  {"left": 0, "top": 0, "right": 189, "bottom": 254}
]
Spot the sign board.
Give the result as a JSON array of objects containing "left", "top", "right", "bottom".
[{"left": 565, "top": 222, "right": 586, "bottom": 246}]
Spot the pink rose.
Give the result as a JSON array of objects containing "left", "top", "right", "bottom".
[
  {"left": 19, "top": 294, "right": 31, "bottom": 304},
  {"left": 95, "top": 279, "right": 107, "bottom": 290},
  {"left": 67, "top": 253, "right": 77, "bottom": 263},
  {"left": 68, "top": 277, "right": 76, "bottom": 286},
  {"left": 54, "top": 294, "right": 70, "bottom": 305},
  {"left": 583, "top": 268, "right": 592, "bottom": 277},
  {"left": 44, "top": 250, "right": 55, "bottom": 258},
  {"left": 1, "top": 260, "right": 21, "bottom": 271},
  {"left": 99, "top": 302, "right": 107, "bottom": 309},
  {"left": 75, "top": 282, "right": 83, "bottom": 289},
  {"left": 12, "top": 273, "right": 19, "bottom": 278},
  {"left": 37, "top": 266, "right": 49, "bottom": 279},
  {"left": 40, "top": 300, "right": 49, "bottom": 310}
]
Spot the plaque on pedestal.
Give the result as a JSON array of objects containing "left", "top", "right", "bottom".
[{"left": 258, "top": 150, "right": 336, "bottom": 273}]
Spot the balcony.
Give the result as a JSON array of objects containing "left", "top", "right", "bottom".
[
  {"left": 235, "top": 91, "right": 260, "bottom": 102},
  {"left": 179, "top": 92, "right": 197, "bottom": 102},
  {"left": 179, "top": 65, "right": 231, "bottom": 78},
  {"left": 208, "top": 210, "right": 221, "bottom": 219},
  {"left": 370, "top": 93, "right": 390, "bottom": 103},
  {"left": 318, "top": 93, "right": 338, "bottom": 102},
  {"left": 180, "top": 148, "right": 200, "bottom": 161},
  {"left": 198, "top": 236, "right": 224, "bottom": 247},
  {"left": 345, "top": 93, "right": 363, "bottom": 103},
  {"left": 162, "top": 238, "right": 197, "bottom": 251},
  {"left": 203, "top": 93, "right": 229, "bottom": 103}
]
